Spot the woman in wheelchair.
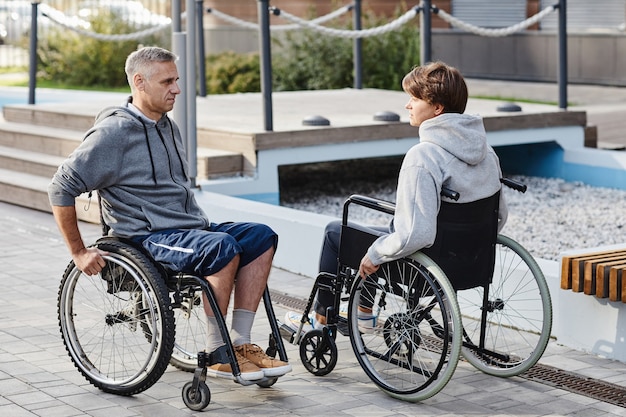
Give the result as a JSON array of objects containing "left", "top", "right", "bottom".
[
  {"left": 286, "top": 61, "right": 508, "bottom": 333},
  {"left": 49, "top": 46, "right": 291, "bottom": 383}
]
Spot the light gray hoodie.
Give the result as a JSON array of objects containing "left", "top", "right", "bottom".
[
  {"left": 48, "top": 101, "right": 210, "bottom": 237},
  {"left": 367, "top": 112, "right": 508, "bottom": 266}
]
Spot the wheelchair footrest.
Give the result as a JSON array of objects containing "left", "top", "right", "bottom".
[
  {"left": 336, "top": 317, "right": 349, "bottom": 337},
  {"left": 277, "top": 321, "right": 296, "bottom": 343}
]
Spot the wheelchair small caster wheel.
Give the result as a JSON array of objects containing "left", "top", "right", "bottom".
[
  {"left": 257, "top": 376, "right": 278, "bottom": 388},
  {"left": 182, "top": 381, "right": 211, "bottom": 411},
  {"left": 299, "top": 328, "right": 337, "bottom": 376}
]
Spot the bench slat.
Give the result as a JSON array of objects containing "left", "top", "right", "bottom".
[
  {"left": 565, "top": 250, "right": 626, "bottom": 292},
  {"left": 608, "top": 264, "right": 626, "bottom": 301},
  {"left": 595, "top": 259, "right": 626, "bottom": 298},
  {"left": 584, "top": 255, "right": 626, "bottom": 295}
]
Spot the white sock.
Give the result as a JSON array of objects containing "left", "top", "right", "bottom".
[
  {"left": 206, "top": 315, "right": 224, "bottom": 353},
  {"left": 230, "top": 308, "right": 255, "bottom": 346}
]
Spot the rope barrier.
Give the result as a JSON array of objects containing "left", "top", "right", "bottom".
[
  {"left": 40, "top": 7, "right": 173, "bottom": 42},
  {"left": 434, "top": 5, "right": 557, "bottom": 37},
  {"left": 207, "top": 4, "right": 353, "bottom": 31},
  {"left": 270, "top": 6, "right": 420, "bottom": 39},
  {"left": 38, "top": 2, "right": 558, "bottom": 43}
]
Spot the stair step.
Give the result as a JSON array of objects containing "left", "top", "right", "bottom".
[
  {"left": 0, "top": 121, "right": 83, "bottom": 156},
  {"left": 0, "top": 168, "right": 99, "bottom": 223},
  {"left": 197, "top": 147, "right": 243, "bottom": 178},
  {"left": 3, "top": 104, "right": 98, "bottom": 131},
  {"left": 0, "top": 103, "right": 247, "bottom": 215},
  {"left": 0, "top": 145, "right": 65, "bottom": 177}
]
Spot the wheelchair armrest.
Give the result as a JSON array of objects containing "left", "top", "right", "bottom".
[
  {"left": 342, "top": 195, "right": 395, "bottom": 224},
  {"left": 342, "top": 187, "right": 460, "bottom": 225}
]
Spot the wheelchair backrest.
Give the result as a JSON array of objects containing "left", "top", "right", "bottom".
[
  {"left": 422, "top": 191, "right": 500, "bottom": 290},
  {"left": 338, "top": 191, "right": 500, "bottom": 292}
]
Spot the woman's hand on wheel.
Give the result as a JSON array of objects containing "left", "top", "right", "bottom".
[{"left": 359, "top": 255, "right": 379, "bottom": 279}]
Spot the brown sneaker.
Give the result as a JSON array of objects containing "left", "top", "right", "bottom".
[
  {"left": 205, "top": 349, "right": 264, "bottom": 381},
  {"left": 235, "top": 343, "right": 292, "bottom": 377}
]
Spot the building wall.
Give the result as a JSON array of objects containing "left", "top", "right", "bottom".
[{"left": 433, "top": 31, "right": 626, "bottom": 86}]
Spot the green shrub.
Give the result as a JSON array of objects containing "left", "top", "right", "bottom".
[
  {"left": 37, "top": 13, "right": 170, "bottom": 89},
  {"left": 205, "top": 51, "right": 261, "bottom": 94}
]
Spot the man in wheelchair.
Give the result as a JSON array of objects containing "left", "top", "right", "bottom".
[
  {"left": 286, "top": 61, "right": 508, "bottom": 332},
  {"left": 48, "top": 46, "right": 291, "bottom": 381}
]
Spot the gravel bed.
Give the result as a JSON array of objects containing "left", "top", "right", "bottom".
[{"left": 279, "top": 159, "right": 626, "bottom": 261}]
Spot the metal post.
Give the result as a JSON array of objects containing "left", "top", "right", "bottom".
[
  {"left": 186, "top": 0, "right": 198, "bottom": 186},
  {"left": 172, "top": 3, "right": 187, "bottom": 180},
  {"left": 172, "top": 0, "right": 181, "bottom": 32},
  {"left": 557, "top": 0, "right": 568, "bottom": 110},
  {"left": 196, "top": 0, "right": 207, "bottom": 97},
  {"left": 420, "top": 0, "right": 432, "bottom": 64},
  {"left": 173, "top": 33, "right": 187, "bottom": 161},
  {"left": 353, "top": 0, "right": 362, "bottom": 89},
  {"left": 258, "top": 0, "right": 273, "bottom": 131},
  {"left": 28, "top": 1, "right": 40, "bottom": 105}
]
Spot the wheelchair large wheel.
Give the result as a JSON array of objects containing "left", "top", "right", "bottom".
[
  {"left": 57, "top": 239, "right": 175, "bottom": 395},
  {"left": 169, "top": 280, "right": 207, "bottom": 372},
  {"left": 457, "top": 234, "right": 552, "bottom": 377},
  {"left": 348, "top": 254, "right": 462, "bottom": 402}
]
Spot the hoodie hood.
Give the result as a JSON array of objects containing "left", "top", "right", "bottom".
[
  {"left": 95, "top": 97, "right": 164, "bottom": 127},
  {"left": 92, "top": 100, "right": 186, "bottom": 186},
  {"left": 418, "top": 113, "right": 487, "bottom": 166}
]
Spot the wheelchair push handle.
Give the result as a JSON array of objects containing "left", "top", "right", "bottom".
[
  {"left": 500, "top": 177, "right": 527, "bottom": 193},
  {"left": 343, "top": 195, "right": 395, "bottom": 224}
]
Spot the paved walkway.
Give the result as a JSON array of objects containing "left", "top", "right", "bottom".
[
  {"left": 2, "top": 78, "right": 626, "bottom": 416},
  {"left": 2, "top": 200, "right": 626, "bottom": 417}
]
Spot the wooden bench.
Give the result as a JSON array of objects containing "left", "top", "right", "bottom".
[{"left": 561, "top": 249, "right": 626, "bottom": 302}]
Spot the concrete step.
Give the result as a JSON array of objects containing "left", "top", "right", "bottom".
[
  {"left": 587, "top": 110, "right": 626, "bottom": 150},
  {"left": 0, "top": 104, "right": 248, "bottom": 208},
  {"left": 197, "top": 147, "right": 243, "bottom": 179},
  {"left": 0, "top": 120, "right": 246, "bottom": 179},
  {"left": 0, "top": 121, "right": 83, "bottom": 156},
  {"left": 3, "top": 104, "right": 96, "bottom": 131},
  {"left": 0, "top": 168, "right": 99, "bottom": 223},
  {"left": 0, "top": 145, "right": 65, "bottom": 177},
  {"left": 3, "top": 105, "right": 257, "bottom": 176},
  {"left": 197, "top": 130, "right": 256, "bottom": 176}
]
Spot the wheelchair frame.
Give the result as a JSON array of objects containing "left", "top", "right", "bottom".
[
  {"left": 282, "top": 178, "right": 553, "bottom": 402},
  {"left": 57, "top": 236, "right": 289, "bottom": 411}
]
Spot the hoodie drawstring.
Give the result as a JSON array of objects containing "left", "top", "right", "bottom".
[{"left": 138, "top": 118, "right": 158, "bottom": 185}]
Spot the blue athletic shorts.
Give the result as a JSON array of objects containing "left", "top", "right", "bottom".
[{"left": 137, "top": 222, "right": 278, "bottom": 277}]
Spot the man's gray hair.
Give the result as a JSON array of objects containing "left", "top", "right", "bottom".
[{"left": 125, "top": 46, "right": 177, "bottom": 88}]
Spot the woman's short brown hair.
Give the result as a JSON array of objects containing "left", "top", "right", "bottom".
[{"left": 402, "top": 61, "right": 468, "bottom": 114}]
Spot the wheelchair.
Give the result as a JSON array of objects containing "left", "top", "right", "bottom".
[
  {"left": 282, "top": 178, "right": 553, "bottom": 402},
  {"left": 57, "top": 226, "right": 289, "bottom": 411}
]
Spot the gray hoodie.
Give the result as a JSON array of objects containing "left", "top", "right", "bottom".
[
  {"left": 48, "top": 101, "right": 210, "bottom": 237},
  {"left": 367, "top": 112, "right": 508, "bottom": 265}
]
